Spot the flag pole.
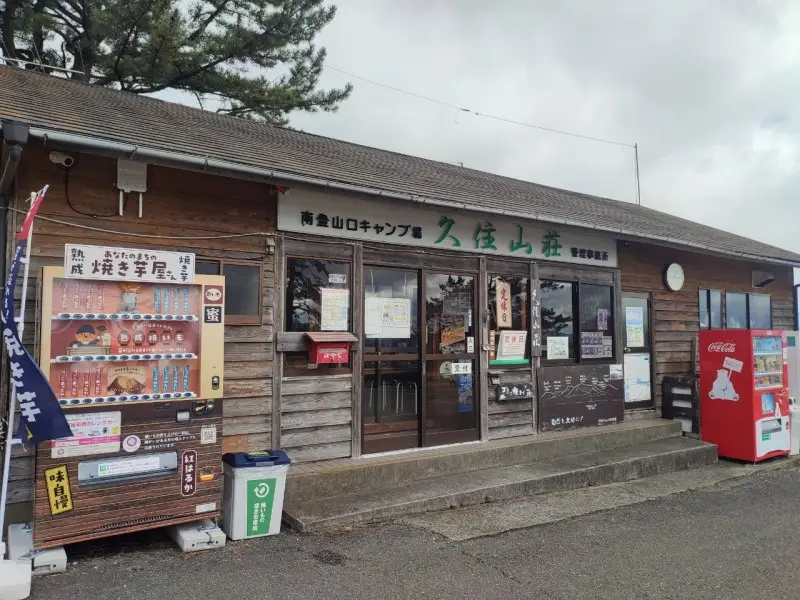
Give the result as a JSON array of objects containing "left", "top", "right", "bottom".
[{"left": 0, "top": 191, "right": 38, "bottom": 559}]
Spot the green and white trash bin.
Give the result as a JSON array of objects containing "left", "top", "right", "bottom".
[{"left": 222, "top": 450, "right": 291, "bottom": 540}]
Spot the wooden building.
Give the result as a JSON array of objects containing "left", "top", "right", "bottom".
[{"left": 1, "top": 66, "right": 799, "bottom": 524}]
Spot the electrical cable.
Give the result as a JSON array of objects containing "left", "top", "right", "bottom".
[
  {"left": 60, "top": 155, "right": 124, "bottom": 218},
  {"left": 8, "top": 207, "right": 272, "bottom": 240},
  {"left": 326, "top": 65, "right": 634, "bottom": 148}
]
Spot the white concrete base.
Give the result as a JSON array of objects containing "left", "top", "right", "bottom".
[
  {"left": 166, "top": 519, "right": 226, "bottom": 553},
  {"left": 7, "top": 524, "right": 67, "bottom": 576},
  {"left": 0, "top": 560, "right": 32, "bottom": 600}
]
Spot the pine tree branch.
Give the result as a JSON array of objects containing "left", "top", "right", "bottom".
[
  {"left": 187, "top": 0, "right": 231, "bottom": 42},
  {"left": 112, "top": 0, "right": 155, "bottom": 89}
]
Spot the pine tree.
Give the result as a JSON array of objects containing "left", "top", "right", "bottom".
[{"left": 0, "top": 0, "right": 352, "bottom": 125}]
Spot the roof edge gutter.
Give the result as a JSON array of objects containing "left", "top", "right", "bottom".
[{"left": 27, "top": 127, "right": 800, "bottom": 269}]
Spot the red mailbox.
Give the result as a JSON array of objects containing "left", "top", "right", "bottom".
[{"left": 306, "top": 332, "right": 356, "bottom": 365}]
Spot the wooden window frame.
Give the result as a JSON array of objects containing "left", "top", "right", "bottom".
[
  {"left": 698, "top": 289, "right": 723, "bottom": 330},
  {"left": 540, "top": 279, "right": 616, "bottom": 366},
  {"left": 196, "top": 257, "right": 263, "bottom": 326},
  {"left": 747, "top": 292, "right": 772, "bottom": 330},
  {"left": 284, "top": 255, "right": 353, "bottom": 334},
  {"left": 724, "top": 291, "right": 772, "bottom": 330}
]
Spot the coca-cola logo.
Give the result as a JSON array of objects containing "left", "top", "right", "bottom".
[{"left": 707, "top": 342, "right": 736, "bottom": 352}]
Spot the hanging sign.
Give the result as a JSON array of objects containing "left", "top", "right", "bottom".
[
  {"left": 65, "top": 244, "right": 195, "bottom": 283},
  {"left": 495, "top": 279, "right": 512, "bottom": 328},
  {"left": 531, "top": 281, "right": 542, "bottom": 356}
]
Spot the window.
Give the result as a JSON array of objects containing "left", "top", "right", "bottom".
[
  {"left": 364, "top": 267, "right": 419, "bottom": 356},
  {"left": 541, "top": 281, "right": 575, "bottom": 360},
  {"left": 488, "top": 275, "right": 529, "bottom": 364},
  {"left": 749, "top": 293, "right": 771, "bottom": 329},
  {"left": 579, "top": 284, "right": 614, "bottom": 359},
  {"left": 698, "top": 289, "right": 722, "bottom": 329},
  {"left": 710, "top": 290, "right": 722, "bottom": 328},
  {"left": 285, "top": 258, "right": 351, "bottom": 375},
  {"left": 724, "top": 292, "right": 772, "bottom": 330},
  {"left": 195, "top": 258, "right": 262, "bottom": 325},
  {"left": 541, "top": 280, "right": 614, "bottom": 362},
  {"left": 725, "top": 292, "right": 748, "bottom": 329}
]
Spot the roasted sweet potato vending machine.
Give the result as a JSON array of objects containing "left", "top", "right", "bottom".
[{"left": 32, "top": 245, "right": 225, "bottom": 549}]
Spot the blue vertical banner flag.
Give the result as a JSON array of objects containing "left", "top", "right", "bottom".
[{"left": 2, "top": 187, "right": 72, "bottom": 443}]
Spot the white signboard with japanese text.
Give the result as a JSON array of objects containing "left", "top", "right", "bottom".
[
  {"left": 65, "top": 244, "right": 195, "bottom": 283},
  {"left": 278, "top": 189, "right": 617, "bottom": 267},
  {"left": 497, "top": 330, "right": 527, "bottom": 360}
]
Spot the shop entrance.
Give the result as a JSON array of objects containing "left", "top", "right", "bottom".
[{"left": 362, "top": 267, "right": 480, "bottom": 454}]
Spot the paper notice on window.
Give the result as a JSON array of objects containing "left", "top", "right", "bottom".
[
  {"left": 547, "top": 336, "right": 570, "bottom": 360},
  {"left": 624, "top": 353, "right": 651, "bottom": 403},
  {"left": 597, "top": 308, "right": 609, "bottom": 331},
  {"left": 386, "top": 298, "right": 410, "bottom": 337},
  {"left": 581, "top": 332, "right": 613, "bottom": 358},
  {"left": 365, "top": 296, "right": 383, "bottom": 336},
  {"left": 365, "top": 297, "right": 411, "bottom": 339},
  {"left": 625, "top": 306, "right": 645, "bottom": 347},
  {"left": 320, "top": 288, "right": 349, "bottom": 331}
]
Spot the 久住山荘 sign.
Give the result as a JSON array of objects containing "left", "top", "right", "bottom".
[{"left": 278, "top": 189, "right": 617, "bottom": 267}]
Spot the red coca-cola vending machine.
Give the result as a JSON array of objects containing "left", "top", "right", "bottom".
[{"left": 699, "top": 329, "right": 790, "bottom": 462}]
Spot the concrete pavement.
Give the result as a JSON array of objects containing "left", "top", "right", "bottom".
[{"left": 27, "top": 463, "right": 800, "bottom": 600}]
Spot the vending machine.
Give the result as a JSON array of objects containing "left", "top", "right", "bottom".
[
  {"left": 699, "top": 329, "right": 790, "bottom": 462},
  {"left": 32, "top": 245, "right": 225, "bottom": 549}
]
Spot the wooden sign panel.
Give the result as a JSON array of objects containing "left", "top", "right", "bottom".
[
  {"left": 537, "top": 364, "right": 624, "bottom": 432},
  {"left": 497, "top": 383, "right": 535, "bottom": 402},
  {"left": 33, "top": 400, "right": 222, "bottom": 549}
]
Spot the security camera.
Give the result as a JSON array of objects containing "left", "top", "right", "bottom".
[{"left": 49, "top": 151, "right": 75, "bottom": 168}]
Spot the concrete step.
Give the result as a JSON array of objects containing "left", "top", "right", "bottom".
[
  {"left": 286, "top": 419, "right": 683, "bottom": 504},
  {"left": 284, "top": 436, "right": 717, "bottom": 532}
]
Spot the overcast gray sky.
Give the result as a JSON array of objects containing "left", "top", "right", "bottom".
[
  {"left": 157, "top": 0, "right": 798, "bottom": 258},
  {"left": 282, "top": 0, "right": 800, "bottom": 255}
]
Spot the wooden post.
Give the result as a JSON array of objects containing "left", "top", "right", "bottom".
[
  {"left": 613, "top": 269, "right": 624, "bottom": 365},
  {"left": 478, "top": 256, "right": 489, "bottom": 441},
  {"left": 351, "top": 243, "right": 363, "bottom": 457},
  {"left": 271, "top": 235, "right": 284, "bottom": 450},
  {"left": 530, "top": 261, "right": 540, "bottom": 431}
]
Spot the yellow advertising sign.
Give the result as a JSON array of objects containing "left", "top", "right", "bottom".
[
  {"left": 440, "top": 326, "right": 466, "bottom": 349},
  {"left": 44, "top": 465, "right": 74, "bottom": 515}
]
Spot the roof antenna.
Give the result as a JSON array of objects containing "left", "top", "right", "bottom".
[{"left": 634, "top": 142, "right": 642, "bottom": 206}]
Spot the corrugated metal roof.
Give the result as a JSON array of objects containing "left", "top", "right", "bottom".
[{"left": 2, "top": 65, "right": 798, "bottom": 265}]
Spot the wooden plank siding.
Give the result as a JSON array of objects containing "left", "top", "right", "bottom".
[
  {"left": 619, "top": 241, "right": 795, "bottom": 411},
  {"left": 281, "top": 375, "right": 353, "bottom": 462},
  {"left": 486, "top": 370, "right": 535, "bottom": 440},
  {"left": 5, "top": 145, "right": 277, "bottom": 505}
]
